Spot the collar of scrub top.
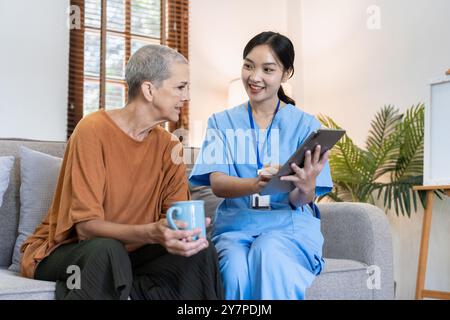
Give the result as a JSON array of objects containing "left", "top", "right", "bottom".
[{"left": 247, "top": 99, "right": 281, "bottom": 170}]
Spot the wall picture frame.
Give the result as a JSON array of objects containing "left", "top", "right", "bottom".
[{"left": 424, "top": 75, "right": 450, "bottom": 186}]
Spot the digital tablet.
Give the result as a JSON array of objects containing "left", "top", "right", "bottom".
[{"left": 259, "top": 128, "right": 346, "bottom": 195}]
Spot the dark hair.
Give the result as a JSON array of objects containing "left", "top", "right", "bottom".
[{"left": 243, "top": 31, "right": 296, "bottom": 106}]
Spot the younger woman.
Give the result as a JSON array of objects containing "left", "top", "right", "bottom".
[{"left": 189, "top": 32, "right": 333, "bottom": 299}]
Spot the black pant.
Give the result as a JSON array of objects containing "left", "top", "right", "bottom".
[{"left": 35, "top": 238, "right": 224, "bottom": 300}]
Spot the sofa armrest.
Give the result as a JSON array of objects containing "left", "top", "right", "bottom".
[{"left": 317, "top": 202, "right": 395, "bottom": 299}]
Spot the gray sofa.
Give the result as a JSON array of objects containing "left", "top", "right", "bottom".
[{"left": 0, "top": 138, "right": 395, "bottom": 299}]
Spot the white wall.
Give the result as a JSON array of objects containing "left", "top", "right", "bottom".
[
  {"left": 299, "top": 0, "right": 450, "bottom": 147},
  {"left": 0, "top": 0, "right": 69, "bottom": 141},
  {"left": 380, "top": 197, "right": 450, "bottom": 300},
  {"left": 286, "top": 0, "right": 304, "bottom": 106},
  {"left": 297, "top": 0, "right": 450, "bottom": 299},
  {"left": 188, "top": 0, "right": 289, "bottom": 147}
]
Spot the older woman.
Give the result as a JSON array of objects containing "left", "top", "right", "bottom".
[{"left": 20, "top": 45, "right": 223, "bottom": 300}]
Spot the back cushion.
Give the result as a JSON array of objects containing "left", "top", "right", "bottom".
[
  {"left": 0, "top": 156, "right": 14, "bottom": 207},
  {"left": 9, "top": 147, "right": 62, "bottom": 272},
  {"left": 0, "top": 139, "right": 66, "bottom": 267}
]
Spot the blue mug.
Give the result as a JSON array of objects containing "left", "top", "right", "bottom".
[{"left": 166, "top": 200, "right": 206, "bottom": 240}]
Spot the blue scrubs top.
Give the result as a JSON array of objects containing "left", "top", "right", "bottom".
[{"left": 189, "top": 103, "right": 333, "bottom": 237}]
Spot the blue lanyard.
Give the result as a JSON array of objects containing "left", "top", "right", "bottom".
[{"left": 247, "top": 100, "right": 281, "bottom": 169}]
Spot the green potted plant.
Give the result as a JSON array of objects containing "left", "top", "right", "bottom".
[{"left": 318, "top": 103, "right": 441, "bottom": 217}]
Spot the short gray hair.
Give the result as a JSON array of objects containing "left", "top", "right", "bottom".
[{"left": 125, "top": 44, "right": 188, "bottom": 100}]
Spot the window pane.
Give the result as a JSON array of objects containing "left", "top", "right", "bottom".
[
  {"left": 131, "top": 0, "right": 161, "bottom": 38},
  {"left": 85, "top": 0, "right": 101, "bottom": 28},
  {"left": 107, "top": 0, "right": 125, "bottom": 32},
  {"left": 131, "top": 37, "right": 160, "bottom": 54},
  {"left": 106, "top": 34, "right": 125, "bottom": 79},
  {"left": 83, "top": 81, "right": 100, "bottom": 115},
  {"left": 105, "top": 83, "right": 125, "bottom": 110},
  {"left": 84, "top": 31, "right": 101, "bottom": 77}
]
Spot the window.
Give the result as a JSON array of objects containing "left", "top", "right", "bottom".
[{"left": 67, "top": 0, "right": 189, "bottom": 139}]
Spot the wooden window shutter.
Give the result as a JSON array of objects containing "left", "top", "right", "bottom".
[
  {"left": 67, "top": 0, "right": 85, "bottom": 139},
  {"left": 67, "top": 0, "right": 189, "bottom": 139},
  {"left": 165, "top": 0, "right": 189, "bottom": 132}
]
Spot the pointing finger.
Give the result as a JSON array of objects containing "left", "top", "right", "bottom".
[
  {"left": 280, "top": 175, "right": 300, "bottom": 182},
  {"left": 313, "top": 145, "right": 321, "bottom": 164},
  {"left": 304, "top": 150, "right": 312, "bottom": 171},
  {"left": 291, "top": 162, "right": 302, "bottom": 175}
]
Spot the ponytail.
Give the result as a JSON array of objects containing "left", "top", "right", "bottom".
[{"left": 277, "top": 86, "right": 295, "bottom": 106}]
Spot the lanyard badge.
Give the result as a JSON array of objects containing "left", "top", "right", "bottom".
[
  {"left": 251, "top": 169, "right": 271, "bottom": 209},
  {"left": 248, "top": 100, "right": 281, "bottom": 210}
]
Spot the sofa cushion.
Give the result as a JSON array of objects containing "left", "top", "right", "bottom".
[
  {"left": 9, "top": 147, "right": 62, "bottom": 272},
  {"left": 0, "top": 267, "right": 55, "bottom": 300},
  {"left": 306, "top": 258, "right": 372, "bottom": 299},
  {"left": 0, "top": 139, "right": 66, "bottom": 267},
  {"left": 0, "top": 156, "right": 14, "bottom": 208}
]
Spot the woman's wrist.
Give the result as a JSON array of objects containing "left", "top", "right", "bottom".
[
  {"left": 289, "top": 185, "right": 315, "bottom": 207},
  {"left": 250, "top": 178, "right": 260, "bottom": 194},
  {"left": 138, "top": 223, "right": 157, "bottom": 245}
]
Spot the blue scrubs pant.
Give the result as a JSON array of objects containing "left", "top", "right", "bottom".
[{"left": 212, "top": 209, "right": 325, "bottom": 300}]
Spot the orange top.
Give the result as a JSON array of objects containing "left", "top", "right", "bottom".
[{"left": 20, "top": 110, "right": 189, "bottom": 278}]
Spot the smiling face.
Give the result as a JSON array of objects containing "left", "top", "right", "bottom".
[
  {"left": 241, "top": 44, "right": 289, "bottom": 106},
  {"left": 150, "top": 62, "right": 190, "bottom": 122}
]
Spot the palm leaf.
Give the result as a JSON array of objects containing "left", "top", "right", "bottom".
[
  {"left": 376, "top": 174, "right": 423, "bottom": 216},
  {"left": 319, "top": 104, "right": 427, "bottom": 216},
  {"left": 318, "top": 115, "right": 377, "bottom": 203},
  {"left": 393, "top": 104, "right": 425, "bottom": 180},
  {"left": 366, "top": 106, "right": 403, "bottom": 180}
]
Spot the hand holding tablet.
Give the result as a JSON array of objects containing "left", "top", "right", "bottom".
[{"left": 259, "top": 129, "right": 346, "bottom": 195}]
